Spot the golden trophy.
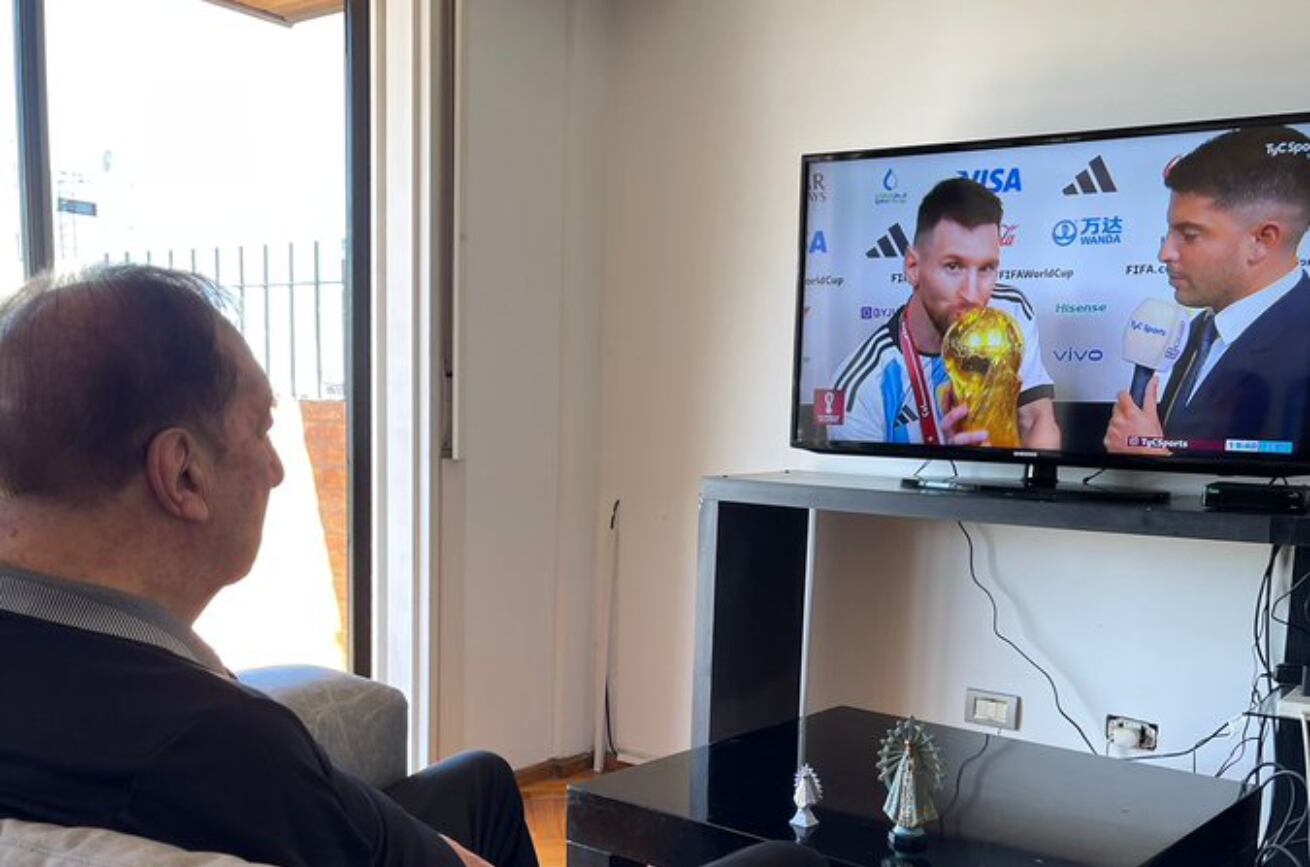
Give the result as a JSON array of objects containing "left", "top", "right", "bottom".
[{"left": 942, "top": 307, "right": 1024, "bottom": 448}]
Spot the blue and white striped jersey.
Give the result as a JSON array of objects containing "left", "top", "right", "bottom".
[{"left": 826, "top": 286, "right": 1053, "bottom": 444}]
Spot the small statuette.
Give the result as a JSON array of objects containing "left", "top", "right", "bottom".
[
  {"left": 877, "top": 718, "right": 944, "bottom": 854},
  {"left": 789, "top": 763, "right": 823, "bottom": 832}
]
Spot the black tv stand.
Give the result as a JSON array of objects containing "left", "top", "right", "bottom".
[{"left": 901, "top": 461, "right": 1171, "bottom": 503}]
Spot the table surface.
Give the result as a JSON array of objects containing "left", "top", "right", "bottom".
[{"left": 570, "top": 706, "right": 1256, "bottom": 867}]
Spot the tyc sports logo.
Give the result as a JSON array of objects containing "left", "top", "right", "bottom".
[
  {"left": 958, "top": 168, "right": 1022, "bottom": 193},
  {"left": 1061, "top": 156, "right": 1118, "bottom": 195},
  {"left": 1052, "top": 216, "right": 1123, "bottom": 247},
  {"left": 866, "top": 223, "right": 911, "bottom": 259},
  {"left": 875, "top": 169, "right": 908, "bottom": 205}
]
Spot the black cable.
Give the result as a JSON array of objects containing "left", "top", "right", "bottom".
[
  {"left": 1121, "top": 717, "right": 1232, "bottom": 763},
  {"left": 604, "top": 682, "right": 617, "bottom": 759},
  {"left": 936, "top": 734, "right": 991, "bottom": 830},
  {"left": 602, "top": 499, "right": 621, "bottom": 762},
  {"left": 1081, "top": 468, "right": 1106, "bottom": 485},
  {"left": 1259, "top": 842, "right": 1307, "bottom": 867},
  {"left": 1273, "top": 568, "right": 1310, "bottom": 638},
  {"left": 1244, "top": 767, "right": 1310, "bottom": 865},
  {"left": 1255, "top": 546, "right": 1280, "bottom": 770},
  {"left": 948, "top": 460, "right": 959, "bottom": 478},
  {"left": 913, "top": 459, "right": 931, "bottom": 478},
  {"left": 1218, "top": 736, "right": 1262, "bottom": 779},
  {"left": 956, "top": 522, "right": 1098, "bottom": 755}
]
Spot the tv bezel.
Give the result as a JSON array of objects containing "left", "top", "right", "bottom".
[{"left": 790, "top": 109, "right": 1310, "bottom": 479}]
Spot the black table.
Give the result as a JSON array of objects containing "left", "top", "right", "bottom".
[{"left": 567, "top": 707, "right": 1260, "bottom": 866}]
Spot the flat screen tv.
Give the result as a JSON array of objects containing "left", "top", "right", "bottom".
[{"left": 792, "top": 112, "right": 1310, "bottom": 483}]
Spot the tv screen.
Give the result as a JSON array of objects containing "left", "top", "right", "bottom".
[{"left": 792, "top": 113, "right": 1310, "bottom": 475}]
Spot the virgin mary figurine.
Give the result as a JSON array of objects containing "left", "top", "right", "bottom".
[{"left": 876, "top": 718, "right": 944, "bottom": 853}]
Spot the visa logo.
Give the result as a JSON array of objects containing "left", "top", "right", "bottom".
[
  {"left": 1053, "top": 347, "right": 1104, "bottom": 362},
  {"left": 1129, "top": 320, "right": 1166, "bottom": 336},
  {"left": 958, "top": 168, "right": 1022, "bottom": 193},
  {"left": 808, "top": 231, "right": 828, "bottom": 254}
]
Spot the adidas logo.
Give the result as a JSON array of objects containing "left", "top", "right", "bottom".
[
  {"left": 1062, "top": 155, "right": 1118, "bottom": 195},
  {"left": 865, "top": 223, "right": 910, "bottom": 258}
]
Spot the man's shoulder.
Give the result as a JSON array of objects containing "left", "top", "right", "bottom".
[
  {"left": 0, "top": 610, "right": 287, "bottom": 737},
  {"left": 834, "top": 314, "right": 903, "bottom": 403},
  {"left": 990, "top": 284, "right": 1036, "bottom": 322},
  {"left": 1223, "top": 271, "right": 1310, "bottom": 362}
]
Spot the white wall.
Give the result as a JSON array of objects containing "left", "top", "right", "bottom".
[
  {"left": 598, "top": 0, "right": 1310, "bottom": 764},
  {"left": 439, "top": 0, "right": 606, "bottom": 768}
]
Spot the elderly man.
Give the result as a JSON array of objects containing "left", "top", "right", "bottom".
[{"left": 0, "top": 266, "right": 821, "bottom": 867}]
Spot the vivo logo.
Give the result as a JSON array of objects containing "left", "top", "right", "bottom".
[
  {"left": 1053, "top": 347, "right": 1104, "bottom": 363},
  {"left": 1129, "top": 320, "right": 1166, "bottom": 337},
  {"left": 958, "top": 168, "right": 1022, "bottom": 193}
]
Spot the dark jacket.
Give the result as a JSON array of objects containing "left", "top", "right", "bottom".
[{"left": 1162, "top": 270, "right": 1310, "bottom": 450}]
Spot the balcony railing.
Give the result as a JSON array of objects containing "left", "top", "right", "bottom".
[{"left": 103, "top": 241, "right": 346, "bottom": 400}]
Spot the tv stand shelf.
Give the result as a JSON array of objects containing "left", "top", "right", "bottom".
[
  {"left": 692, "top": 470, "right": 1310, "bottom": 746},
  {"left": 703, "top": 471, "right": 1310, "bottom": 546}
]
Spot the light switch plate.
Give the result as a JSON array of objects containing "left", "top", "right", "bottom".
[{"left": 965, "top": 688, "right": 1021, "bottom": 730}]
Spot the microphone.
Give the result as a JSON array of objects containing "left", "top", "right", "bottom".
[{"left": 1122, "top": 299, "right": 1188, "bottom": 407}]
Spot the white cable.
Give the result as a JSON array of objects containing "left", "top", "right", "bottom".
[{"left": 1302, "top": 711, "right": 1310, "bottom": 865}]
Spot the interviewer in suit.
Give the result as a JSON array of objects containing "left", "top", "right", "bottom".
[{"left": 1105, "top": 125, "right": 1310, "bottom": 455}]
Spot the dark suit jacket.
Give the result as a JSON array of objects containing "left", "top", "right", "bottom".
[{"left": 1162, "top": 271, "right": 1310, "bottom": 449}]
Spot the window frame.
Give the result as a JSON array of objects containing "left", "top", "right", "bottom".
[{"left": 11, "top": 0, "right": 373, "bottom": 677}]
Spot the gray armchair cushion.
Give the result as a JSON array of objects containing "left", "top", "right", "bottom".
[
  {"left": 0, "top": 819, "right": 273, "bottom": 866},
  {"left": 237, "top": 664, "right": 408, "bottom": 790}
]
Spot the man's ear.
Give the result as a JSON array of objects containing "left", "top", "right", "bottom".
[
  {"left": 144, "top": 428, "right": 211, "bottom": 522},
  {"left": 1249, "top": 220, "right": 1284, "bottom": 264},
  {"left": 904, "top": 245, "right": 920, "bottom": 289}
]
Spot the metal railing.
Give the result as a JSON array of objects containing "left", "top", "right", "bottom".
[{"left": 102, "top": 241, "right": 347, "bottom": 400}]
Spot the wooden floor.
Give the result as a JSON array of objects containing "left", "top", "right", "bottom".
[{"left": 522, "top": 772, "right": 593, "bottom": 867}]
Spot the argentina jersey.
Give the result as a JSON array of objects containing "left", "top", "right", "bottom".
[{"left": 825, "top": 287, "right": 1053, "bottom": 445}]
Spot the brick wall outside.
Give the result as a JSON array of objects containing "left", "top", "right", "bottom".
[{"left": 299, "top": 400, "right": 349, "bottom": 662}]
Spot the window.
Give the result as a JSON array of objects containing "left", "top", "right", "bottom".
[{"left": 19, "top": 0, "right": 369, "bottom": 673}]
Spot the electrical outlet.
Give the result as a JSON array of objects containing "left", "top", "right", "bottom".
[
  {"left": 1106, "top": 715, "right": 1158, "bottom": 751},
  {"left": 965, "top": 688, "right": 1020, "bottom": 731}
]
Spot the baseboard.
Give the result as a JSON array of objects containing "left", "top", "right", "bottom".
[
  {"left": 514, "top": 752, "right": 595, "bottom": 785},
  {"left": 514, "top": 751, "right": 633, "bottom": 784}
]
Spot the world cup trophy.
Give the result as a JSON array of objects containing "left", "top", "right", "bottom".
[{"left": 942, "top": 307, "right": 1024, "bottom": 448}]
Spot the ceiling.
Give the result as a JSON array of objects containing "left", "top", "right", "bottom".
[{"left": 202, "top": 0, "right": 342, "bottom": 26}]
